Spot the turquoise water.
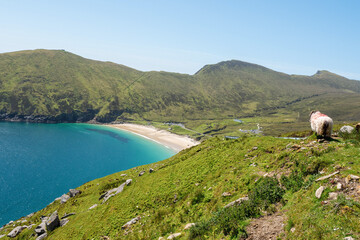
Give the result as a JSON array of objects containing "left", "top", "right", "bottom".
[{"left": 0, "top": 122, "right": 174, "bottom": 226}]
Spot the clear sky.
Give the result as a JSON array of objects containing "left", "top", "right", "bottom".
[{"left": 1, "top": 0, "right": 359, "bottom": 79}]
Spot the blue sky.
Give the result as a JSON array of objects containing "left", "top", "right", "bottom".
[{"left": 1, "top": 0, "right": 359, "bottom": 79}]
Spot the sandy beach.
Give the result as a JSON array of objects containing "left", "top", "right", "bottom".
[{"left": 105, "top": 123, "right": 200, "bottom": 152}]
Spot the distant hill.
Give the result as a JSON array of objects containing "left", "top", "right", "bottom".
[{"left": 1, "top": 49, "right": 360, "bottom": 124}]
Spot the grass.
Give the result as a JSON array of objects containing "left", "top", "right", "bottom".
[{"left": 1, "top": 134, "right": 360, "bottom": 239}]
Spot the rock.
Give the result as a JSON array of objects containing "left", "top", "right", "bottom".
[
  {"left": 184, "top": 223, "right": 195, "bottom": 230},
  {"left": 35, "top": 222, "right": 46, "bottom": 236},
  {"left": 120, "top": 174, "right": 127, "bottom": 177},
  {"left": 167, "top": 233, "right": 182, "bottom": 239},
  {"left": 315, "top": 186, "right": 325, "bottom": 198},
  {"left": 62, "top": 212, "right": 75, "bottom": 219},
  {"left": 7, "top": 226, "right": 26, "bottom": 238},
  {"left": 89, "top": 204, "right": 98, "bottom": 210},
  {"left": 68, "top": 189, "right": 81, "bottom": 198},
  {"left": 222, "top": 192, "right": 232, "bottom": 197},
  {"left": 252, "top": 146, "right": 258, "bottom": 150},
  {"left": 125, "top": 179, "right": 132, "bottom": 186},
  {"left": 139, "top": 171, "right": 145, "bottom": 176},
  {"left": 328, "top": 192, "right": 338, "bottom": 200},
  {"left": 26, "top": 212, "right": 34, "bottom": 218},
  {"left": 340, "top": 125, "right": 355, "bottom": 134},
  {"left": 195, "top": 183, "right": 199, "bottom": 186},
  {"left": 60, "top": 218, "right": 69, "bottom": 227},
  {"left": 337, "top": 182, "right": 343, "bottom": 190},
  {"left": 344, "top": 237, "right": 354, "bottom": 240},
  {"left": 60, "top": 194, "right": 70, "bottom": 204},
  {"left": 0, "top": 234, "right": 5, "bottom": 238},
  {"left": 224, "top": 196, "right": 249, "bottom": 208},
  {"left": 121, "top": 216, "right": 141, "bottom": 229},
  {"left": 158, "top": 237, "right": 165, "bottom": 240},
  {"left": 149, "top": 168, "right": 154, "bottom": 173},
  {"left": 315, "top": 171, "right": 340, "bottom": 182},
  {"left": 46, "top": 211, "right": 60, "bottom": 231},
  {"left": 36, "top": 233, "right": 47, "bottom": 240},
  {"left": 349, "top": 174, "right": 360, "bottom": 180}
]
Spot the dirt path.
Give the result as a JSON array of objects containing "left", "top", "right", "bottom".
[{"left": 245, "top": 212, "right": 286, "bottom": 240}]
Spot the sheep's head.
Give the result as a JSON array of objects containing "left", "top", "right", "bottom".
[{"left": 309, "top": 110, "right": 318, "bottom": 117}]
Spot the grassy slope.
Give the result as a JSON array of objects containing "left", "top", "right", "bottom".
[{"left": 2, "top": 135, "right": 360, "bottom": 239}]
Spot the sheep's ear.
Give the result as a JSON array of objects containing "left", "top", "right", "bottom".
[{"left": 309, "top": 110, "right": 315, "bottom": 117}]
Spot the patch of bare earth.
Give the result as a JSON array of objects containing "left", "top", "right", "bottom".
[{"left": 245, "top": 212, "right": 286, "bottom": 240}]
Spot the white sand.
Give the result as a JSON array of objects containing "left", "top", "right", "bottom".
[{"left": 105, "top": 123, "right": 200, "bottom": 152}]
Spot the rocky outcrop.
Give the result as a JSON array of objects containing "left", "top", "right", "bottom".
[
  {"left": 121, "top": 216, "right": 141, "bottom": 229},
  {"left": 224, "top": 196, "right": 249, "bottom": 208},
  {"left": 60, "top": 194, "right": 70, "bottom": 204},
  {"left": 36, "top": 233, "right": 47, "bottom": 240},
  {"left": 68, "top": 189, "right": 81, "bottom": 197},
  {"left": 167, "top": 233, "right": 182, "bottom": 239},
  {"left": 7, "top": 226, "right": 26, "bottom": 238},
  {"left": 46, "top": 211, "right": 60, "bottom": 231},
  {"left": 60, "top": 218, "right": 69, "bottom": 227},
  {"left": 101, "top": 179, "right": 132, "bottom": 203},
  {"left": 184, "top": 223, "right": 195, "bottom": 230},
  {"left": 139, "top": 171, "right": 145, "bottom": 176},
  {"left": 35, "top": 222, "right": 46, "bottom": 236}
]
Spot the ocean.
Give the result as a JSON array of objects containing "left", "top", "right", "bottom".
[{"left": 0, "top": 122, "right": 174, "bottom": 226}]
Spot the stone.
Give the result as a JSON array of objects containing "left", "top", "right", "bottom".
[
  {"left": 120, "top": 174, "right": 127, "bottom": 177},
  {"left": 125, "top": 179, "right": 132, "bottom": 186},
  {"left": 68, "top": 189, "right": 81, "bottom": 198},
  {"left": 184, "top": 223, "right": 195, "bottom": 230},
  {"left": 89, "top": 204, "right": 98, "bottom": 210},
  {"left": 35, "top": 222, "right": 46, "bottom": 236},
  {"left": 195, "top": 183, "right": 199, "bottom": 186},
  {"left": 0, "top": 235, "right": 5, "bottom": 238},
  {"left": 139, "top": 171, "right": 145, "bottom": 176},
  {"left": 315, "top": 171, "right": 340, "bottom": 182},
  {"left": 121, "top": 216, "right": 141, "bottom": 229},
  {"left": 27, "top": 212, "right": 34, "bottom": 218},
  {"left": 7, "top": 226, "right": 26, "bottom": 238},
  {"left": 36, "top": 233, "right": 48, "bottom": 240},
  {"left": 340, "top": 125, "right": 355, "bottom": 134},
  {"left": 158, "top": 237, "right": 165, "bottom": 240},
  {"left": 102, "top": 180, "right": 131, "bottom": 203},
  {"left": 290, "top": 227, "right": 296, "bottom": 233},
  {"left": 149, "top": 168, "right": 154, "bottom": 173},
  {"left": 315, "top": 186, "right": 325, "bottom": 198},
  {"left": 349, "top": 174, "right": 360, "bottom": 180},
  {"left": 224, "top": 196, "right": 249, "bottom": 208},
  {"left": 60, "top": 218, "right": 69, "bottom": 227},
  {"left": 62, "top": 213, "right": 75, "bottom": 219},
  {"left": 344, "top": 237, "right": 354, "bottom": 240},
  {"left": 46, "top": 211, "right": 60, "bottom": 231},
  {"left": 328, "top": 192, "right": 338, "bottom": 200},
  {"left": 60, "top": 194, "right": 70, "bottom": 204},
  {"left": 167, "top": 233, "right": 182, "bottom": 239},
  {"left": 222, "top": 192, "right": 232, "bottom": 197},
  {"left": 337, "top": 182, "right": 343, "bottom": 190}
]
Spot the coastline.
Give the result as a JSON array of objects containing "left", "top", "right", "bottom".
[{"left": 104, "top": 123, "right": 200, "bottom": 152}]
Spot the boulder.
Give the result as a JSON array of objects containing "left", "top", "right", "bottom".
[
  {"left": 36, "top": 233, "right": 47, "bottom": 240},
  {"left": 125, "top": 179, "right": 132, "bottom": 186},
  {"left": 60, "top": 194, "right": 70, "bottom": 204},
  {"left": 139, "top": 171, "right": 145, "bottom": 176},
  {"left": 315, "top": 186, "right": 325, "bottom": 199},
  {"left": 149, "top": 168, "right": 154, "bottom": 173},
  {"left": 121, "top": 216, "right": 141, "bottom": 229},
  {"left": 184, "top": 223, "right": 195, "bottom": 230},
  {"left": 68, "top": 189, "right": 81, "bottom": 198},
  {"left": 224, "top": 196, "right": 249, "bottom": 208},
  {"left": 46, "top": 211, "right": 60, "bottom": 231},
  {"left": 35, "top": 222, "right": 46, "bottom": 236},
  {"left": 340, "top": 125, "right": 354, "bottom": 134},
  {"left": 60, "top": 218, "right": 69, "bottom": 227},
  {"left": 7, "top": 226, "right": 26, "bottom": 238},
  {"left": 102, "top": 180, "right": 132, "bottom": 203},
  {"left": 167, "top": 233, "right": 182, "bottom": 239}
]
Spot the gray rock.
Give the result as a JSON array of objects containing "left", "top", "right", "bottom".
[
  {"left": 121, "top": 216, "right": 141, "bottom": 229},
  {"left": 167, "top": 233, "right": 182, "bottom": 239},
  {"left": 60, "top": 194, "right": 70, "bottom": 204},
  {"left": 68, "top": 189, "right": 81, "bottom": 198},
  {"left": 315, "top": 186, "right": 325, "bottom": 198},
  {"left": 344, "top": 237, "right": 354, "bottom": 240},
  {"left": 337, "top": 182, "right": 343, "bottom": 190},
  {"left": 328, "top": 192, "right": 338, "bottom": 200},
  {"left": 89, "top": 204, "right": 98, "bottom": 210},
  {"left": 149, "top": 168, "right": 154, "bottom": 173},
  {"left": 26, "top": 212, "right": 34, "bottom": 218},
  {"left": 158, "top": 237, "right": 165, "bottom": 240},
  {"left": 222, "top": 192, "right": 232, "bottom": 197},
  {"left": 120, "top": 174, "right": 127, "bottom": 177},
  {"left": 224, "top": 196, "right": 249, "bottom": 208},
  {"left": 60, "top": 218, "right": 69, "bottom": 227},
  {"left": 184, "top": 223, "right": 195, "bottom": 230},
  {"left": 102, "top": 180, "right": 132, "bottom": 203},
  {"left": 46, "top": 211, "right": 60, "bottom": 231},
  {"left": 0, "top": 234, "right": 5, "bottom": 238},
  {"left": 139, "top": 171, "right": 145, "bottom": 176},
  {"left": 125, "top": 179, "right": 132, "bottom": 186},
  {"left": 340, "top": 126, "right": 354, "bottom": 134},
  {"left": 35, "top": 222, "right": 46, "bottom": 236},
  {"left": 7, "top": 226, "right": 26, "bottom": 238},
  {"left": 36, "top": 233, "right": 47, "bottom": 240},
  {"left": 315, "top": 171, "right": 340, "bottom": 182},
  {"left": 349, "top": 174, "right": 360, "bottom": 180}
]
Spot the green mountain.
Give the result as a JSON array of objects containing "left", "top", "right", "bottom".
[
  {"left": 1, "top": 49, "right": 360, "bottom": 128},
  {"left": 1, "top": 135, "right": 360, "bottom": 239}
]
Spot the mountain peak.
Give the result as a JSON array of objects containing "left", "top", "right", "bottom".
[{"left": 195, "top": 60, "right": 268, "bottom": 75}]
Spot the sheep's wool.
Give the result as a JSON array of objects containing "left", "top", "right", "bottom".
[{"left": 310, "top": 111, "right": 333, "bottom": 137}]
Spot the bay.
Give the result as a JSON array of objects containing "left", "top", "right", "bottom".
[{"left": 0, "top": 122, "right": 174, "bottom": 226}]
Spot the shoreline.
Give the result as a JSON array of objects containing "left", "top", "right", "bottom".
[{"left": 104, "top": 123, "right": 200, "bottom": 152}]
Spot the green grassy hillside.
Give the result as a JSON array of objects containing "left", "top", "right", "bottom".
[
  {"left": 1, "top": 134, "right": 360, "bottom": 239},
  {"left": 1, "top": 50, "right": 360, "bottom": 133}
]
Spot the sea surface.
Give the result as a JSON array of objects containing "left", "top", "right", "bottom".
[{"left": 0, "top": 122, "right": 174, "bottom": 226}]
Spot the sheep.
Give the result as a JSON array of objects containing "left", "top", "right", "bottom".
[
  {"left": 356, "top": 123, "right": 360, "bottom": 133},
  {"left": 309, "top": 110, "right": 333, "bottom": 138}
]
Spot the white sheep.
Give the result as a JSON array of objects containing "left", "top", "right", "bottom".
[{"left": 309, "top": 111, "right": 333, "bottom": 138}]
